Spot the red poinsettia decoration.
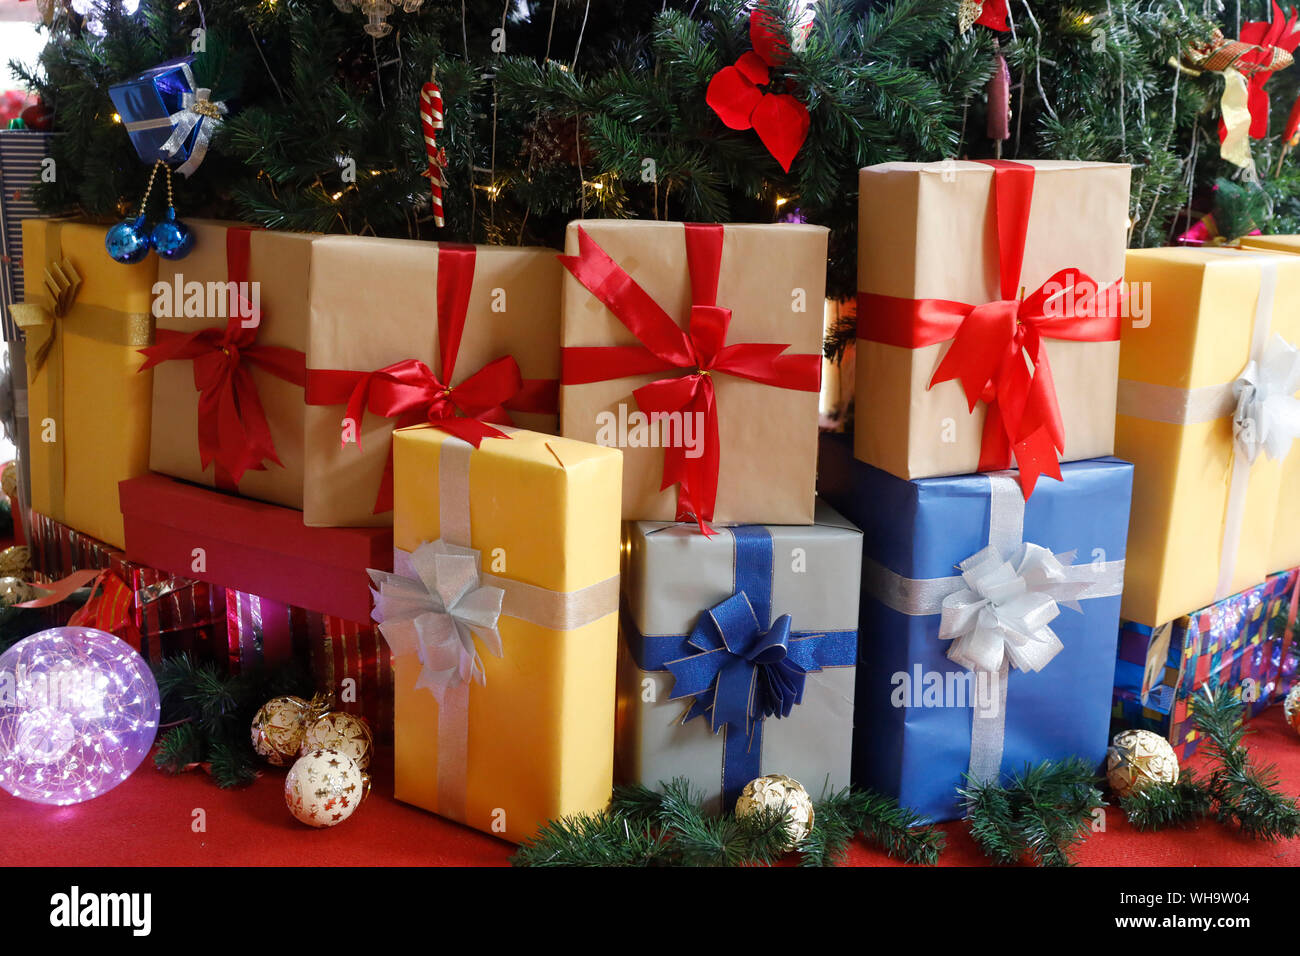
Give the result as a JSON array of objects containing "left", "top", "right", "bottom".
[
  {"left": 1220, "top": 1, "right": 1300, "bottom": 143},
  {"left": 706, "top": 10, "right": 811, "bottom": 173}
]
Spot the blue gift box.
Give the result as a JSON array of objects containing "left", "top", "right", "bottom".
[
  {"left": 818, "top": 434, "right": 1133, "bottom": 822},
  {"left": 108, "top": 57, "right": 203, "bottom": 166}
]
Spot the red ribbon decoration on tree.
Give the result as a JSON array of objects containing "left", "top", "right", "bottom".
[
  {"left": 138, "top": 228, "right": 307, "bottom": 490},
  {"left": 305, "top": 244, "right": 558, "bottom": 514},
  {"left": 856, "top": 160, "right": 1123, "bottom": 498},
  {"left": 974, "top": 0, "right": 1010, "bottom": 31},
  {"left": 1221, "top": 2, "right": 1300, "bottom": 143},
  {"left": 706, "top": 10, "right": 811, "bottom": 173},
  {"left": 560, "top": 223, "right": 821, "bottom": 534}
]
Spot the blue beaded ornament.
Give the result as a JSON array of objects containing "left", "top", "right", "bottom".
[
  {"left": 104, "top": 214, "right": 152, "bottom": 265},
  {"left": 106, "top": 159, "right": 195, "bottom": 264},
  {"left": 151, "top": 207, "right": 194, "bottom": 260}
]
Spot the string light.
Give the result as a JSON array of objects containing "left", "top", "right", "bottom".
[
  {"left": 111, "top": 113, "right": 122, "bottom": 124},
  {"left": 0, "top": 628, "right": 159, "bottom": 806}
]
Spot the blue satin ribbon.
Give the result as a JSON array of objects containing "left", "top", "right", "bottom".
[{"left": 625, "top": 525, "right": 857, "bottom": 807}]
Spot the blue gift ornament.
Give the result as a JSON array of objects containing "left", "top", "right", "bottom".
[
  {"left": 108, "top": 56, "right": 227, "bottom": 177},
  {"left": 628, "top": 526, "right": 857, "bottom": 808}
]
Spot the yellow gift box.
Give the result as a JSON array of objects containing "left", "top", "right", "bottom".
[
  {"left": 1118, "top": 247, "right": 1300, "bottom": 627},
  {"left": 13, "top": 219, "right": 156, "bottom": 548},
  {"left": 380, "top": 425, "right": 622, "bottom": 842}
]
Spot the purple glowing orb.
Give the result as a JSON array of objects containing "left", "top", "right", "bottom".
[{"left": 0, "top": 627, "right": 160, "bottom": 805}]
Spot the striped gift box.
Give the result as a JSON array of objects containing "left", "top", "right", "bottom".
[{"left": 0, "top": 130, "right": 55, "bottom": 340}]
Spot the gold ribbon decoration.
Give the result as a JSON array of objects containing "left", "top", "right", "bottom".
[
  {"left": 1220, "top": 67, "right": 1257, "bottom": 172},
  {"left": 10, "top": 257, "right": 81, "bottom": 378}
]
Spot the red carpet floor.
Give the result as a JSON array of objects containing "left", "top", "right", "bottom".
[{"left": 3, "top": 706, "right": 1300, "bottom": 867}]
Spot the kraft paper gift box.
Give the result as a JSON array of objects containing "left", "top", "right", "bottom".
[
  {"left": 559, "top": 219, "right": 826, "bottom": 528},
  {"left": 818, "top": 433, "right": 1133, "bottom": 822},
  {"left": 12, "top": 219, "right": 156, "bottom": 549},
  {"left": 145, "top": 221, "right": 314, "bottom": 510},
  {"left": 855, "top": 160, "right": 1130, "bottom": 496},
  {"left": 1117, "top": 248, "right": 1300, "bottom": 628},
  {"left": 616, "top": 500, "right": 861, "bottom": 814},
  {"left": 372, "top": 425, "right": 622, "bottom": 842},
  {"left": 1113, "top": 568, "right": 1300, "bottom": 760},
  {"left": 303, "top": 236, "right": 561, "bottom": 527}
]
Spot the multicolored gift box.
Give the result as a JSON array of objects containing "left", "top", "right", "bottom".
[
  {"left": 819, "top": 433, "right": 1133, "bottom": 822},
  {"left": 854, "top": 160, "right": 1129, "bottom": 494},
  {"left": 1113, "top": 568, "right": 1300, "bottom": 760},
  {"left": 559, "top": 219, "right": 826, "bottom": 528},
  {"left": 616, "top": 501, "right": 861, "bottom": 813},
  {"left": 14, "top": 219, "right": 155, "bottom": 549},
  {"left": 303, "top": 237, "right": 561, "bottom": 527},
  {"left": 1118, "top": 248, "right": 1300, "bottom": 627},
  {"left": 374, "top": 425, "right": 621, "bottom": 842}
]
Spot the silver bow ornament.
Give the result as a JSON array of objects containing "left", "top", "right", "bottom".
[
  {"left": 369, "top": 540, "right": 505, "bottom": 704},
  {"left": 1233, "top": 333, "right": 1300, "bottom": 465},
  {"left": 160, "top": 62, "right": 227, "bottom": 177}
]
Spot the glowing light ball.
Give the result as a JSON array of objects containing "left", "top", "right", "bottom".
[{"left": 0, "top": 627, "right": 160, "bottom": 805}]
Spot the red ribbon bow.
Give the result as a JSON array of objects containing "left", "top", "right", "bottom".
[
  {"left": 706, "top": 10, "right": 811, "bottom": 173},
  {"left": 1223, "top": 2, "right": 1300, "bottom": 143},
  {"left": 560, "top": 223, "right": 820, "bottom": 534},
  {"left": 138, "top": 228, "right": 307, "bottom": 489},
  {"left": 856, "top": 160, "right": 1123, "bottom": 497},
  {"left": 305, "top": 244, "right": 557, "bottom": 514},
  {"left": 69, "top": 569, "right": 144, "bottom": 651}
]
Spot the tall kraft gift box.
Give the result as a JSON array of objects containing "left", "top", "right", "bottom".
[
  {"left": 144, "top": 221, "right": 314, "bottom": 508},
  {"left": 11, "top": 219, "right": 156, "bottom": 548},
  {"left": 558, "top": 220, "right": 826, "bottom": 529},
  {"left": 819, "top": 433, "right": 1133, "bottom": 822},
  {"left": 617, "top": 501, "right": 861, "bottom": 814},
  {"left": 303, "top": 236, "right": 561, "bottom": 527},
  {"left": 1118, "top": 248, "right": 1300, "bottom": 627},
  {"left": 855, "top": 160, "right": 1129, "bottom": 496},
  {"left": 370, "top": 425, "right": 622, "bottom": 842}
]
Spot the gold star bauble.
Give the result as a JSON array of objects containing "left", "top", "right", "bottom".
[
  {"left": 734, "top": 774, "right": 815, "bottom": 850},
  {"left": 301, "top": 711, "right": 374, "bottom": 771},
  {"left": 1106, "top": 729, "right": 1180, "bottom": 797},
  {"left": 284, "top": 749, "right": 368, "bottom": 828}
]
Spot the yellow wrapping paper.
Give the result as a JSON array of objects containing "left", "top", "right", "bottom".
[
  {"left": 16, "top": 219, "right": 156, "bottom": 548},
  {"left": 559, "top": 219, "right": 826, "bottom": 525},
  {"left": 150, "top": 221, "right": 314, "bottom": 509},
  {"left": 1118, "top": 248, "right": 1300, "bottom": 627},
  {"left": 304, "top": 236, "right": 561, "bottom": 528},
  {"left": 388, "top": 425, "right": 621, "bottom": 842},
  {"left": 855, "top": 160, "right": 1130, "bottom": 480}
]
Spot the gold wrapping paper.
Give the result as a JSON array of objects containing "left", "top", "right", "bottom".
[
  {"left": 17, "top": 219, "right": 156, "bottom": 548},
  {"left": 150, "top": 221, "right": 313, "bottom": 509},
  {"left": 304, "top": 236, "right": 561, "bottom": 528},
  {"left": 1118, "top": 248, "right": 1300, "bottom": 627},
  {"left": 855, "top": 160, "right": 1130, "bottom": 479},
  {"left": 559, "top": 219, "right": 826, "bottom": 525}
]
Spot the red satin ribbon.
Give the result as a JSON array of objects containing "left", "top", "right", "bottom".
[
  {"left": 856, "top": 160, "right": 1123, "bottom": 497},
  {"left": 305, "top": 244, "right": 559, "bottom": 514},
  {"left": 560, "top": 223, "right": 821, "bottom": 534},
  {"left": 68, "top": 569, "right": 144, "bottom": 651},
  {"left": 138, "top": 228, "right": 306, "bottom": 489}
]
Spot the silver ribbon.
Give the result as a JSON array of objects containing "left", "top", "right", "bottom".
[
  {"left": 124, "top": 62, "right": 226, "bottom": 177},
  {"left": 865, "top": 473, "right": 1126, "bottom": 784},
  {"left": 1233, "top": 334, "right": 1300, "bottom": 465}
]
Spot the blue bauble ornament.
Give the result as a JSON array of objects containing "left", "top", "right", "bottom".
[
  {"left": 104, "top": 215, "right": 152, "bottom": 264},
  {"left": 150, "top": 207, "right": 195, "bottom": 261}
]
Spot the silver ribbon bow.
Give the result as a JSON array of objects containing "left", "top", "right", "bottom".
[
  {"left": 1232, "top": 333, "right": 1300, "bottom": 465},
  {"left": 159, "top": 62, "right": 226, "bottom": 177},
  {"left": 369, "top": 539, "right": 505, "bottom": 704}
]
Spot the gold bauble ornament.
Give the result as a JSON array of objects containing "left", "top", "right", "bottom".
[
  {"left": 1106, "top": 729, "right": 1180, "bottom": 797},
  {"left": 0, "top": 575, "right": 38, "bottom": 606},
  {"left": 1284, "top": 684, "right": 1300, "bottom": 734},
  {"left": 301, "top": 711, "right": 374, "bottom": 771},
  {"left": 0, "top": 545, "right": 31, "bottom": 580},
  {"left": 251, "top": 695, "right": 312, "bottom": 766},
  {"left": 734, "top": 774, "right": 815, "bottom": 850},
  {"left": 284, "top": 749, "right": 367, "bottom": 828}
]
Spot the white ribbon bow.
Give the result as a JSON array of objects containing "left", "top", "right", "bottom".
[
  {"left": 1233, "top": 333, "right": 1300, "bottom": 465},
  {"left": 938, "top": 543, "right": 1091, "bottom": 676},
  {"left": 369, "top": 540, "right": 505, "bottom": 704},
  {"left": 159, "top": 62, "right": 227, "bottom": 178}
]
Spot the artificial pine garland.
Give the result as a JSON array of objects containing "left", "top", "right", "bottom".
[
  {"left": 512, "top": 779, "right": 945, "bottom": 867},
  {"left": 1122, "top": 686, "right": 1300, "bottom": 840},
  {"left": 959, "top": 758, "right": 1105, "bottom": 867},
  {"left": 153, "top": 654, "right": 315, "bottom": 788}
]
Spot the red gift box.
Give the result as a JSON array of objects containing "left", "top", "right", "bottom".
[{"left": 119, "top": 473, "right": 391, "bottom": 623}]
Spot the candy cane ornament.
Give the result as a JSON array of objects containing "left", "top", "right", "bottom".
[{"left": 419, "top": 70, "right": 448, "bottom": 227}]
